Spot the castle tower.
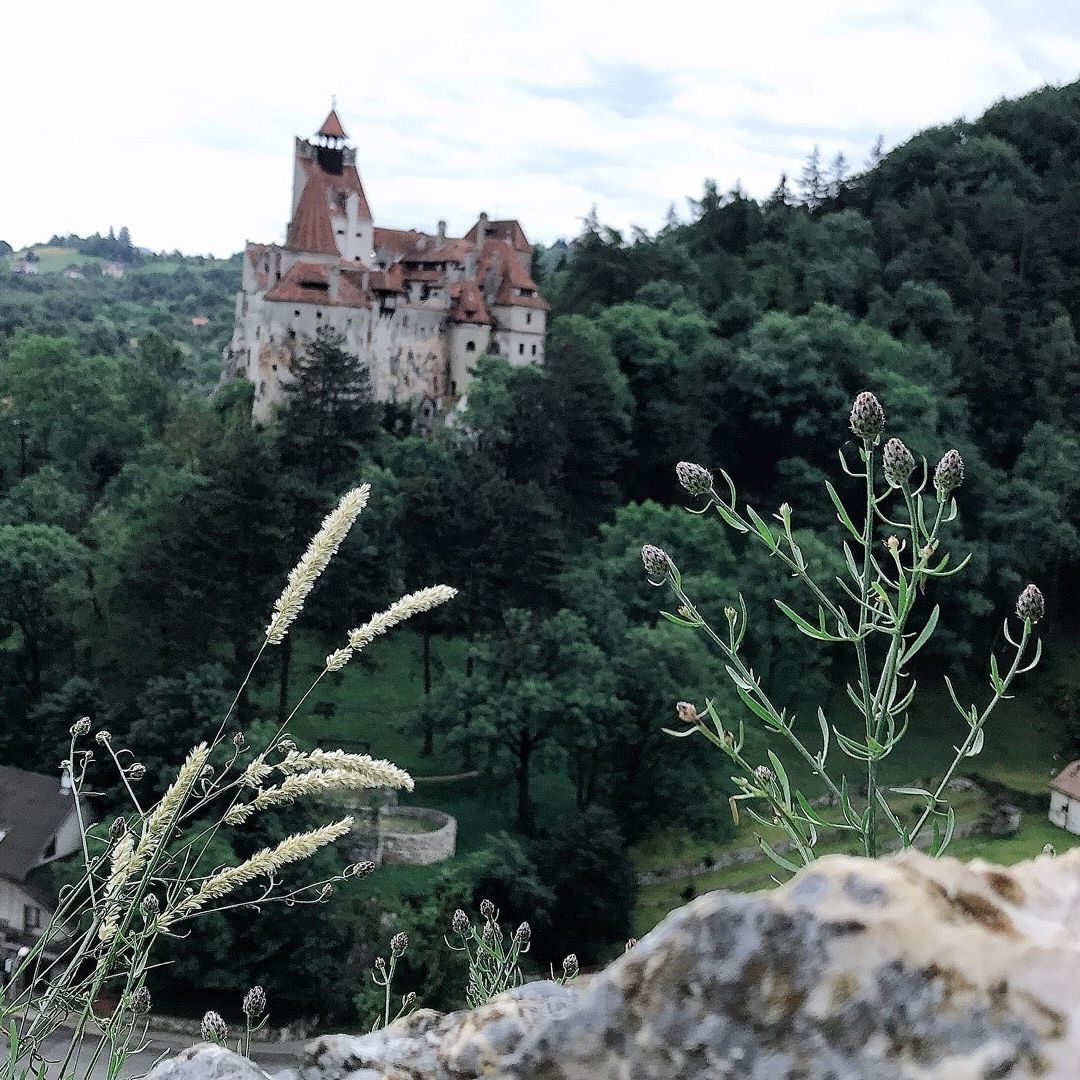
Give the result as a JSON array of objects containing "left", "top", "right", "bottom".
[{"left": 288, "top": 108, "right": 374, "bottom": 267}]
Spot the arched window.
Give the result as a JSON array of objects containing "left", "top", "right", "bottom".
[{"left": 466, "top": 341, "right": 476, "bottom": 352}]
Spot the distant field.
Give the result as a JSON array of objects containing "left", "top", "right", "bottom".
[{"left": 10, "top": 245, "right": 235, "bottom": 275}]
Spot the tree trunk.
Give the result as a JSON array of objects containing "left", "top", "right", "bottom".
[
  {"left": 277, "top": 635, "right": 293, "bottom": 725},
  {"left": 421, "top": 630, "right": 434, "bottom": 755}
]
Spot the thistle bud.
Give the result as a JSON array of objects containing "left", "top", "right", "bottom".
[
  {"left": 351, "top": 860, "right": 376, "bottom": 878},
  {"left": 232, "top": 732, "right": 246, "bottom": 749},
  {"left": 481, "top": 922, "right": 498, "bottom": 947},
  {"left": 676, "top": 701, "right": 699, "bottom": 725},
  {"left": 95, "top": 730, "right": 112, "bottom": 745},
  {"left": 1016, "top": 583, "right": 1045, "bottom": 624},
  {"left": 754, "top": 764, "right": 775, "bottom": 784},
  {"left": 562, "top": 953, "right": 579, "bottom": 979},
  {"left": 70, "top": 717, "right": 91, "bottom": 738},
  {"left": 130, "top": 986, "right": 151, "bottom": 1015},
  {"left": 200, "top": 765, "right": 215, "bottom": 781},
  {"left": 452, "top": 909, "right": 469, "bottom": 935},
  {"left": 724, "top": 606, "right": 738, "bottom": 625},
  {"left": 243, "top": 985, "right": 267, "bottom": 1020},
  {"left": 641, "top": 544, "right": 671, "bottom": 580},
  {"left": 515, "top": 921, "right": 531, "bottom": 946},
  {"left": 933, "top": 450, "right": 964, "bottom": 498},
  {"left": 390, "top": 932, "right": 408, "bottom": 957},
  {"left": 403, "top": 991, "right": 417, "bottom": 1007},
  {"left": 479, "top": 898, "right": 495, "bottom": 919},
  {"left": 625, "top": 938, "right": 638, "bottom": 952},
  {"left": 128, "top": 763, "right": 146, "bottom": 780},
  {"left": 886, "top": 536, "right": 901, "bottom": 556},
  {"left": 1043, "top": 843, "right": 1057, "bottom": 858},
  {"left": 200, "top": 1011, "right": 228, "bottom": 1045},
  {"left": 375, "top": 956, "right": 386, "bottom": 971},
  {"left": 140, "top": 894, "right": 159, "bottom": 919},
  {"left": 849, "top": 392, "right": 885, "bottom": 440},
  {"left": 882, "top": 438, "right": 915, "bottom": 488},
  {"left": 675, "top": 461, "right": 713, "bottom": 497},
  {"left": 278, "top": 738, "right": 297, "bottom": 754},
  {"left": 109, "top": 817, "right": 127, "bottom": 841}
]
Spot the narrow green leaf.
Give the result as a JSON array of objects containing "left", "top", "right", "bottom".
[
  {"left": 736, "top": 687, "right": 782, "bottom": 730},
  {"left": 724, "top": 664, "right": 755, "bottom": 692},
  {"left": 825, "top": 481, "right": 863, "bottom": 541},
  {"left": 659, "top": 610, "right": 698, "bottom": 629},
  {"left": 817, "top": 707, "right": 830, "bottom": 764},
  {"left": 900, "top": 605, "right": 939, "bottom": 667},
  {"left": 713, "top": 501, "right": 750, "bottom": 533},
  {"left": 758, "top": 839, "right": 801, "bottom": 874},
  {"left": 746, "top": 505, "right": 778, "bottom": 550},
  {"left": 767, "top": 750, "right": 791, "bottom": 808},
  {"left": 775, "top": 599, "right": 839, "bottom": 641}
]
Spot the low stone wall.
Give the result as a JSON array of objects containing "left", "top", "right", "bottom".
[{"left": 378, "top": 807, "right": 456, "bottom": 866}]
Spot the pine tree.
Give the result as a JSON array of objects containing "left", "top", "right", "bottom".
[
  {"left": 799, "top": 146, "right": 828, "bottom": 210},
  {"left": 829, "top": 151, "right": 849, "bottom": 197},
  {"left": 769, "top": 172, "right": 793, "bottom": 206},
  {"left": 281, "top": 326, "right": 379, "bottom": 486},
  {"left": 866, "top": 133, "right": 886, "bottom": 169}
]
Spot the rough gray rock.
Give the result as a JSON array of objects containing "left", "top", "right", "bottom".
[
  {"left": 150, "top": 848, "right": 1080, "bottom": 1079},
  {"left": 144, "top": 1043, "right": 268, "bottom": 1079}
]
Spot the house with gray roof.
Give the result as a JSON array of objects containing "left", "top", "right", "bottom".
[{"left": 0, "top": 765, "right": 84, "bottom": 949}]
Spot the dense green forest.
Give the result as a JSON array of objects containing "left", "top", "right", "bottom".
[{"left": 3, "top": 80, "right": 1080, "bottom": 1025}]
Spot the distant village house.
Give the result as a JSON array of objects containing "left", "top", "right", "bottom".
[
  {"left": 225, "top": 107, "right": 548, "bottom": 422},
  {"left": 0, "top": 766, "right": 84, "bottom": 967},
  {"left": 1049, "top": 761, "right": 1080, "bottom": 834}
]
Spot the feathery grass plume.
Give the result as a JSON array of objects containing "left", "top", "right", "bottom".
[
  {"left": 133, "top": 744, "right": 210, "bottom": 864},
  {"left": 162, "top": 818, "right": 353, "bottom": 926},
  {"left": 266, "top": 486, "right": 371, "bottom": 646},
  {"left": 97, "top": 833, "right": 135, "bottom": 942},
  {"left": 225, "top": 766, "right": 408, "bottom": 825},
  {"left": 325, "top": 647, "right": 353, "bottom": 672},
  {"left": 276, "top": 749, "right": 414, "bottom": 790},
  {"left": 242, "top": 753, "right": 273, "bottom": 788},
  {"left": 346, "top": 585, "right": 458, "bottom": 653}
]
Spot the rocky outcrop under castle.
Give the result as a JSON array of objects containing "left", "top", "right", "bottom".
[{"left": 150, "top": 847, "right": 1080, "bottom": 1079}]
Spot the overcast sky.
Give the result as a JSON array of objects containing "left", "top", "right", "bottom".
[{"left": 3, "top": 1, "right": 1078, "bottom": 256}]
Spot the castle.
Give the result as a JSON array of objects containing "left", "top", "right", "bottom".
[{"left": 225, "top": 108, "right": 548, "bottom": 422}]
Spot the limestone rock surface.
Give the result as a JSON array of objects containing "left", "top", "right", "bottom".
[
  {"left": 145, "top": 1042, "right": 268, "bottom": 1079},
  {"left": 149, "top": 848, "right": 1080, "bottom": 1079}
]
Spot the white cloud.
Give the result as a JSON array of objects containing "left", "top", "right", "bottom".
[{"left": 1, "top": 0, "right": 1078, "bottom": 254}]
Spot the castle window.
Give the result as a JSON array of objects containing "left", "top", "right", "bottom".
[
  {"left": 337, "top": 229, "right": 344, "bottom": 236},
  {"left": 316, "top": 310, "right": 322, "bottom": 319},
  {"left": 294, "top": 310, "right": 300, "bottom": 317},
  {"left": 526, "top": 313, "right": 532, "bottom": 324},
  {"left": 466, "top": 341, "right": 476, "bottom": 352},
  {"left": 451, "top": 380, "right": 458, "bottom": 395},
  {"left": 519, "top": 343, "right": 525, "bottom": 355},
  {"left": 288, "top": 328, "right": 296, "bottom": 339},
  {"left": 532, "top": 344, "right": 537, "bottom": 356},
  {"left": 355, "top": 256, "right": 361, "bottom": 261},
  {"left": 255, "top": 326, "right": 260, "bottom": 339}
]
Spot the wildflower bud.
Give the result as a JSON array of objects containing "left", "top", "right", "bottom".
[
  {"left": 243, "top": 985, "right": 267, "bottom": 1020},
  {"left": 351, "top": 860, "right": 376, "bottom": 878},
  {"left": 849, "top": 391, "right": 885, "bottom": 440},
  {"left": 676, "top": 461, "right": 713, "bottom": 497},
  {"left": 109, "top": 817, "right": 126, "bottom": 841},
  {"left": 754, "top": 764, "right": 775, "bottom": 784},
  {"left": 562, "top": 954, "right": 579, "bottom": 979},
  {"left": 515, "top": 922, "right": 531, "bottom": 945},
  {"left": 479, "top": 898, "right": 495, "bottom": 919},
  {"left": 676, "top": 701, "right": 699, "bottom": 725},
  {"left": 232, "top": 732, "right": 246, "bottom": 749},
  {"left": 677, "top": 605, "right": 694, "bottom": 621},
  {"left": 1016, "top": 583, "right": 1045, "bottom": 624},
  {"left": 130, "top": 987, "right": 151, "bottom": 1015},
  {"left": 1042, "top": 843, "right": 1057, "bottom": 858},
  {"left": 722, "top": 731, "right": 736, "bottom": 747},
  {"left": 70, "top": 717, "right": 91, "bottom": 737},
  {"left": 882, "top": 438, "right": 915, "bottom": 487},
  {"left": 641, "top": 544, "right": 671, "bottom": 580},
  {"left": 724, "top": 606, "right": 738, "bottom": 625},
  {"left": 375, "top": 956, "right": 386, "bottom": 971},
  {"left": 95, "top": 730, "right": 112, "bottom": 745},
  {"left": 128, "top": 763, "right": 146, "bottom": 780},
  {"left": 320, "top": 883, "right": 334, "bottom": 900},
  {"left": 403, "top": 992, "right": 417, "bottom": 1007},
  {"left": 390, "top": 932, "right": 408, "bottom": 957},
  {"left": 200, "top": 1011, "right": 227, "bottom": 1045},
  {"left": 452, "top": 909, "right": 469, "bottom": 934},
  {"left": 200, "top": 765, "right": 215, "bottom": 780},
  {"left": 886, "top": 535, "right": 901, "bottom": 556},
  {"left": 933, "top": 449, "right": 964, "bottom": 498},
  {"left": 481, "top": 922, "right": 498, "bottom": 947},
  {"left": 625, "top": 938, "right": 638, "bottom": 952},
  {"left": 141, "top": 894, "right": 159, "bottom": 919}
]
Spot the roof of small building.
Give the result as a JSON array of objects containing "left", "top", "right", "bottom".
[
  {"left": 317, "top": 108, "right": 347, "bottom": 140},
  {"left": 464, "top": 217, "right": 533, "bottom": 253},
  {"left": 477, "top": 239, "right": 549, "bottom": 310},
  {"left": 1051, "top": 761, "right": 1080, "bottom": 800},
  {"left": 264, "top": 261, "right": 369, "bottom": 307},
  {"left": 448, "top": 280, "right": 492, "bottom": 325},
  {"left": 0, "top": 766, "right": 78, "bottom": 884}
]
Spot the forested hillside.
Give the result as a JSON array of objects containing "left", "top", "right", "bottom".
[{"left": 2, "top": 80, "right": 1080, "bottom": 1025}]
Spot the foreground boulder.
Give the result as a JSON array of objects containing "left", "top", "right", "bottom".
[{"left": 152, "top": 848, "right": 1080, "bottom": 1078}]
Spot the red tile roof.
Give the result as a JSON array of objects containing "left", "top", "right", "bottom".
[
  {"left": 318, "top": 108, "right": 347, "bottom": 139},
  {"left": 373, "top": 227, "right": 423, "bottom": 258},
  {"left": 286, "top": 158, "right": 373, "bottom": 254},
  {"left": 368, "top": 266, "right": 407, "bottom": 293},
  {"left": 264, "top": 261, "right": 369, "bottom": 307},
  {"left": 477, "top": 239, "right": 549, "bottom": 310},
  {"left": 1051, "top": 761, "right": 1080, "bottom": 801},
  {"left": 448, "top": 280, "right": 492, "bottom": 325},
  {"left": 465, "top": 218, "right": 533, "bottom": 253}
]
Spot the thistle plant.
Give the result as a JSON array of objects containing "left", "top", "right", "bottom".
[
  {"left": 648, "top": 393, "right": 1043, "bottom": 868},
  {"left": 368, "top": 932, "right": 417, "bottom": 1031},
  {"left": 0, "top": 485, "right": 456, "bottom": 1079},
  {"left": 445, "top": 902, "right": 535, "bottom": 1010}
]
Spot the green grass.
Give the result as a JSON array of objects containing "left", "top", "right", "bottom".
[{"left": 15, "top": 247, "right": 103, "bottom": 273}]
